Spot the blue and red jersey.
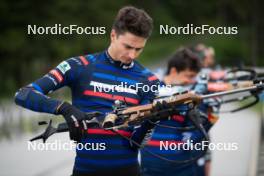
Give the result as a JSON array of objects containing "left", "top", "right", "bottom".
[
  {"left": 140, "top": 84, "right": 218, "bottom": 176},
  {"left": 15, "top": 50, "right": 161, "bottom": 175}
]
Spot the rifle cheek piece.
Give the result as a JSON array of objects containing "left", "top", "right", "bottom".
[{"left": 102, "top": 114, "right": 118, "bottom": 128}]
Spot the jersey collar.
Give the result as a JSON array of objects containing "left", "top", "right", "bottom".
[{"left": 105, "top": 50, "right": 134, "bottom": 70}]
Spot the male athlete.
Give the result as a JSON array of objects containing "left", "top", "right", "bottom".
[
  {"left": 15, "top": 6, "right": 163, "bottom": 176},
  {"left": 141, "top": 48, "right": 218, "bottom": 176}
]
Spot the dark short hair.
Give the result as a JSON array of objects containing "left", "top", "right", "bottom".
[
  {"left": 189, "top": 43, "right": 206, "bottom": 60},
  {"left": 112, "top": 6, "right": 153, "bottom": 38},
  {"left": 166, "top": 48, "right": 201, "bottom": 75}
]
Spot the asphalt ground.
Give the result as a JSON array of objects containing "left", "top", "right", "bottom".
[{"left": 0, "top": 104, "right": 262, "bottom": 176}]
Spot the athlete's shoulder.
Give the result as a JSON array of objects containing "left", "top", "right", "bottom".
[
  {"left": 133, "top": 61, "right": 160, "bottom": 83},
  {"left": 57, "top": 52, "right": 101, "bottom": 71},
  {"left": 67, "top": 52, "right": 100, "bottom": 66}
]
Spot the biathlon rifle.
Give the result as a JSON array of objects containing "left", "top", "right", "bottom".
[
  {"left": 30, "top": 79, "right": 264, "bottom": 142},
  {"left": 102, "top": 79, "right": 264, "bottom": 129}
]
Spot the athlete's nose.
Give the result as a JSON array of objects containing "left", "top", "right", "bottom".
[{"left": 128, "top": 50, "right": 137, "bottom": 60}]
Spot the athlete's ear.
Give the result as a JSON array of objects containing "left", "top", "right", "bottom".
[
  {"left": 110, "top": 29, "right": 117, "bottom": 42},
  {"left": 170, "top": 67, "right": 178, "bottom": 76}
]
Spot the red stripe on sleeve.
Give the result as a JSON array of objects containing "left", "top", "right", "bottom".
[
  {"left": 50, "top": 69, "right": 63, "bottom": 83},
  {"left": 86, "top": 129, "right": 132, "bottom": 137},
  {"left": 148, "top": 75, "right": 158, "bottom": 81},
  {"left": 79, "top": 56, "right": 89, "bottom": 65}
]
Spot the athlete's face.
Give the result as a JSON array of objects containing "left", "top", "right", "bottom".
[
  {"left": 170, "top": 68, "right": 197, "bottom": 85},
  {"left": 109, "top": 30, "right": 147, "bottom": 64},
  {"left": 203, "top": 48, "right": 215, "bottom": 68}
]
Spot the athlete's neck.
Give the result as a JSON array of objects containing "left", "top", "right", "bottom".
[{"left": 107, "top": 46, "right": 119, "bottom": 62}]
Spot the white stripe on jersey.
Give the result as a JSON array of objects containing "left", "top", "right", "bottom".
[{"left": 90, "top": 81, "right": 137, "bottom": 95}]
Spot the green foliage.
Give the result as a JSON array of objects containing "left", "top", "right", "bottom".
[{"left": 0, "top": 0, "right": 263, "bottom": 98}]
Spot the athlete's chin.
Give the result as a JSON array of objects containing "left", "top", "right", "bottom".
[{"left": 122, "top": 59, "right": 133, "bottom": 64}]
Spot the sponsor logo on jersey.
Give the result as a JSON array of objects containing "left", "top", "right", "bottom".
[{"left": 57, "top": 61, "right": 71, "bottom": 74}]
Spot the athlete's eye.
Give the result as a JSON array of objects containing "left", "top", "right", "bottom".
[
  {"left": 135, "top": 48, "right": 142, "bottom": 52},
  {"left": 124, "top": 45, "right": 133, "bottom": 49}
]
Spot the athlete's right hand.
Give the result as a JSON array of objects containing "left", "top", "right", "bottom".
[
  {"left": 57, "top": 102, "right": 101, "bottom": 142},
  {"left": 150, "top": 101, "right": 178, "bottom": 122},
  {"left": 150, "top": 101, "right": 190, "bottom": 122}
]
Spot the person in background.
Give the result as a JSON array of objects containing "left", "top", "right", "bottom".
[
  {"left": 141, "top": 48, "right": 218, "bottom": 176},
  {"left": 190, "top": 43, "right": 215, "bottom": 68},
  {"left": 189, "top": 43, "right": 221, "bottom": 175}
]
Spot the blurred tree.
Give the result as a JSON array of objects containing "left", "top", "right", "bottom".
[{"left": 0, "top": 0, "right": 263, "bottom": 98}]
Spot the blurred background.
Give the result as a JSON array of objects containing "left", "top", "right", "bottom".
[{"left": 0, "top": 0, "right": 264, "bottom": 175}]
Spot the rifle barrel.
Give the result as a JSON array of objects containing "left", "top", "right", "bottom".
[{"left": 201, "top": 84, "right": 264, "bottom": 99}]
